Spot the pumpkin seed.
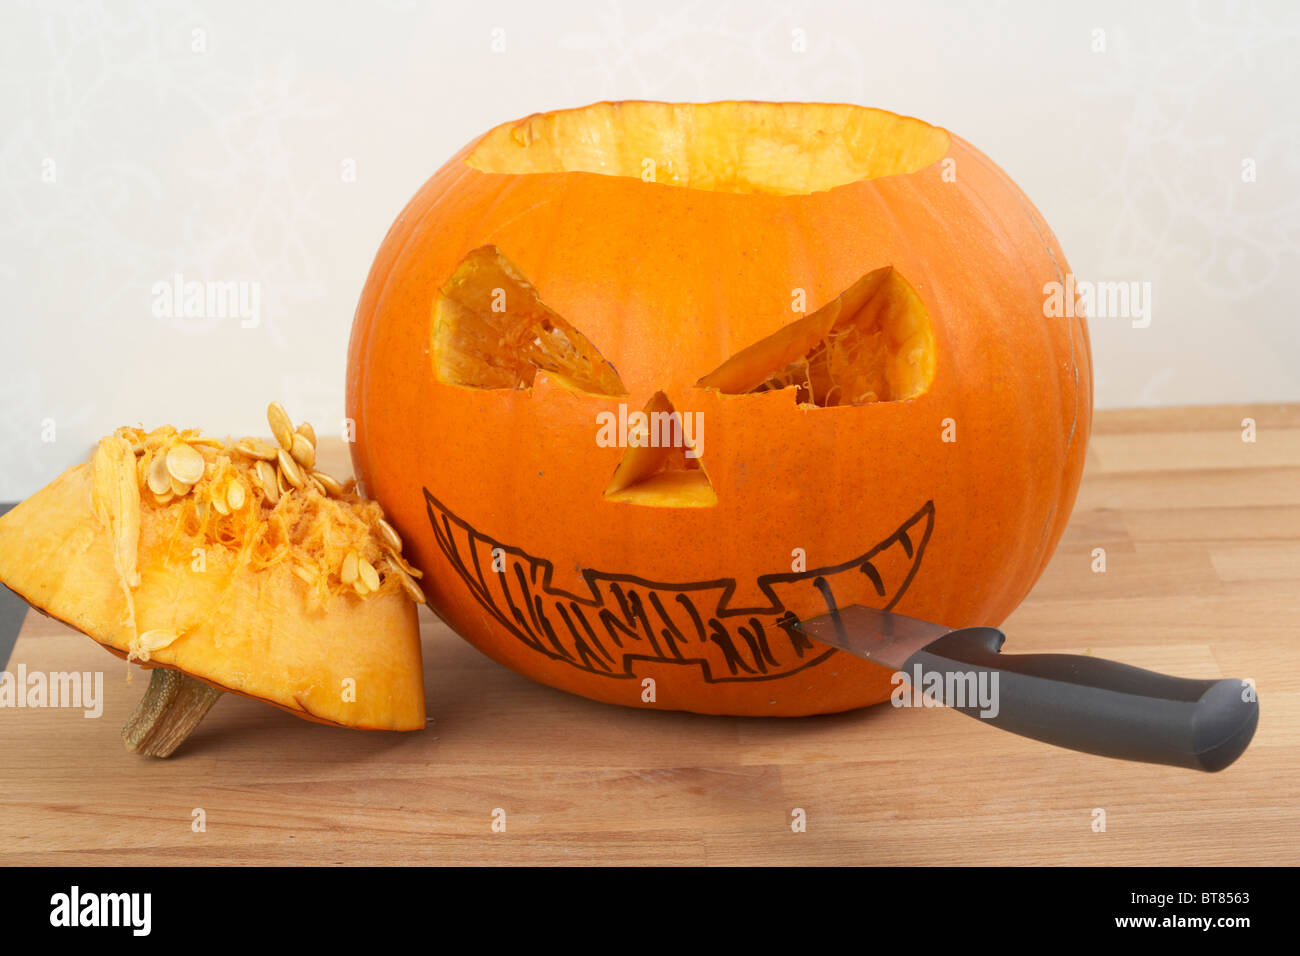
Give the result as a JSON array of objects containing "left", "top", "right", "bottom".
[
  {"left": 353, "top": 578, "right": 371, "bottom": 597},
  {"left": 383, "top": 545, "right": 423, "bottom": 579},
  {"left": 311, "top": 471, "right": 343, "bottom": 496},
  {"left": 135, "top": 628, "right": 180, "bottom": 660},
  {"left": 169, "top": 474, "right": 192, "bottom": 497},
  {"left": 236, "top": 437, "right": 279, "bottom": 461},
  {"left": 340, "top": 550, "right": 359, "bottom": 585},
  {"left": 357, "top": 556, "right": 381, "bottom": 593},
  {"left": 151, "top": 490, "right": 174, "bottom": 507},
  {"left": 305, "top": 474, "right": 326, "bottom": 496},
  {"left": 267, "top": 402, "right": 294, "bottom": 451},
  {"left": 290, "top": 432, "right": 315, "bottom": 470},
  {"left": 376, "top": 518, "right": 402, "bottom": 553},
  {"left": 296, "top": 421, "right": 316, "bottom": 445},
  {"left": 276, "top": 465, "right": 291, "bottom": 497},
  {"left": 211, "top": 484, "right": 230, "bottom": 515},
  {"left": 146, "top": 454, "right": 172, "bottom": 495},
  {"left": 166, "top": 442, "right": 206, "bottom": 486},
  {"left": 393, "top": 564, "right": 427, "bottom": 604},
  {"left": 277, "top": 448, "right": 305, "bottom": 489},
  {"left": 253, "top": 460, "right": 279, "bottom": 503},
  {"left": 226, "top": 479, "right": 246, "bottom": 511}
]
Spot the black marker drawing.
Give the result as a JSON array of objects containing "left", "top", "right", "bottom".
[{"left": 424, "top": 490, "right": 934, "bottom": 683}]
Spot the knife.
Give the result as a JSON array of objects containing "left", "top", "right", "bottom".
[{"left": 795, "top": 605, "right": 1259, "bottom": 772}]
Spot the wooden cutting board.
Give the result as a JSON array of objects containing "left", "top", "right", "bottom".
[{"left": 1, "top": 404, "right": 1296, "bottom": 865}]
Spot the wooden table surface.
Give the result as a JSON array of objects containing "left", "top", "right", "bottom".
[{"left": 1, "top": 404, "right": 1296, "bottom": 866}]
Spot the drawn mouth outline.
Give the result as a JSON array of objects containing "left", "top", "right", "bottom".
[{"left": 424, "top": 490, "right": 935, "bottom": 684}]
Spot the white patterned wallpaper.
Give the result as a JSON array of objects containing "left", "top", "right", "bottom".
[{"left": 1, "top": 0, "right": 1296, "bottom": 498}]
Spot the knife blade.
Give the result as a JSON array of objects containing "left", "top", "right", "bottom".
[
  {"left": 794, "top": 603, "right": 952, "bottom": 671},
  {"left": 794, "top": 605, "right": 1259, "bottom": 773}
]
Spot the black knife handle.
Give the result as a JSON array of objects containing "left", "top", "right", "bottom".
[{"left": 902, "top": 627, "right": 1258, "bottom": 772}]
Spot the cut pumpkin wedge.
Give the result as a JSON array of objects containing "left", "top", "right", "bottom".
[{"left": 0, "top": 407, "right": 426, "bottom": 757}]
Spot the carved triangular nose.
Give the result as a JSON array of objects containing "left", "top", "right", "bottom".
[{"left": 602, "top": 392, "right": 715, "bottom": 507}]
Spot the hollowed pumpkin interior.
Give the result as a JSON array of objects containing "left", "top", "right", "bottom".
[
  {"left": 432, "top": 246, "right": 627, "bottom": 397},
  {"left": 603, "top": 392, "right": 715, "bottom": 508},
  {"left": 468, "top": 102, "right": 951, "bottom": 195},
  {"left": 697, "top": 266, "right": 936, "bottom": 406}
]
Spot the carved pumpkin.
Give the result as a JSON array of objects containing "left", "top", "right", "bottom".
[{"left": 347, "top": 101, "right": 1091, "bottom": 716}]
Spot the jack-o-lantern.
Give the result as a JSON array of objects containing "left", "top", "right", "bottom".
[{"left": 346, "top": 101, "right": 1091, "bottom": 716}]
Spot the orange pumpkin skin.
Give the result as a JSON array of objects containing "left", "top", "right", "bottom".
[{"left": 347, "top": 102, "right": 1092, "bottom": 716}]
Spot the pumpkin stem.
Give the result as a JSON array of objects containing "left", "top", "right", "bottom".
[{"left": 121, "top": 668, "right": 224, "bottom": 758}]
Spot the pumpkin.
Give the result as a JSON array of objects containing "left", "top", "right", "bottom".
[
  {"left": 0, "top": 405, "right": 427, "bottom": 755},
  {"left": 346, "top": 101, "right": 1091, "bottom": 716}
]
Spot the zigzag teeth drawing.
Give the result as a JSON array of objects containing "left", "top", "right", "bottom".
[{"left": 425, "top": 490, "right": 935, "bottom": 683}]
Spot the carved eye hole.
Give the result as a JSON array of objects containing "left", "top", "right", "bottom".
[
  {"left": 696, "top": 267, "right": 935, "bottom": 406},
  {"left": 432, "top": 245, "right": 627, "bottom": 397}
]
